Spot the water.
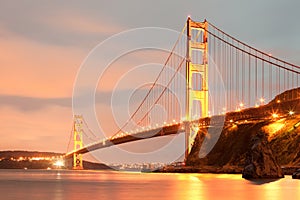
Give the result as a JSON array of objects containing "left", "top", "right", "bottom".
[{"left": 0, "top": 169, "right": 299, "bottom": 200}]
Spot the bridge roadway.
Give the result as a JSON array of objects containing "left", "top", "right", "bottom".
[
  {"left": 65, "top": 123, "right": 183, "bottom": 159},
  {"left": 65, "top": 115, "right": 229, "bottom": 159},
  {"left": 65, "top": 97, "right": 300, "bottom": 158}
]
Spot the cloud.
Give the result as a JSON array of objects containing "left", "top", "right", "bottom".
[
  {"left": 0, "top": 29, "right": 82, "bottom": 98},
  {"left": 0, "top": 95, "right": 71, "bottom": 112},
  {"left": 0, "top": 1, "right": 123, "bottom": 48}
]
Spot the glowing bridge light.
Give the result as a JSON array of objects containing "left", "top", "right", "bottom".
[
  {"left": 276, "top": 100, "right": 281, "bottom": 103},
  {"left": 272, "top": 113, "right": 279, "bottom": 119},
  {"left": 229, "top": 119, "right": 233, "bottom": 123},
  {"left": 53, "top": 160, "right": 64, "bottom": 168},
  {"left": 239, "top": 102, "right": 244, "bottom": 107},
  {"left": 172, "top": 119, "right": 176, "bottom": 123},
  {"left": 164, "top": 122, "right": 167, "bottom": 125},
  {"left": 255, "top": 104, "right": 259, "bottom": 108},
  {"left": 260, "top": 98, "right": 265, "bottom": 104},
  {"left": 289, "top": 111, "right": 295, "bottom": 115}
]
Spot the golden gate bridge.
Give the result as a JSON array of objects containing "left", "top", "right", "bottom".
[{"left": 65, "top": 17, "right": 300, "bottom": 169}]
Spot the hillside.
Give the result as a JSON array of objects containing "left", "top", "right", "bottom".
[
  {"left": 185, "top": 87, "right": 300, "bottom": 173},
  {"left": 0, "top": 151, "right": 63, "bottom": 158},
  {"left": 0, "top": 151, "right": 111, "bottom": 170}
]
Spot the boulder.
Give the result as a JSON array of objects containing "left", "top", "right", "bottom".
[
  {"left": 292, "top": 169, "right": 300, "bottom": 179},
  {"left": 242, "top": 132, "right": 284, "bottom": 179}
]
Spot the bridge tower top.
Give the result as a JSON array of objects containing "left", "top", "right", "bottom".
[
  {"left": 185, "top": 17, "right": 208, "bottom": 121},
  {"left": 185, "top": 17, "right": 209, "bottom": 160}
]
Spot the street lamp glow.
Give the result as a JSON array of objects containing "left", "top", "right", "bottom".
[
  {"left": 53, "top": 160, "right": 64, "bottom": 167},
  {"left": 260, "top": 98, "right": 265, "bottom": 104},
  {"left": 272, "top": 113, "right": 279, "bottom": 119},
  {"left": 289, "top": 111, "right": 295, "bottom": 115}
]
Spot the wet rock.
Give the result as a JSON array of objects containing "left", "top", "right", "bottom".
[
  {"left": 292, "top": 169, "right": 300, "bottom": 179},
  {"left": 242, "top": 132, "right": 284, "bottom": 179}
]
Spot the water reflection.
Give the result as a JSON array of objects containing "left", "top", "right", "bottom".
[{"left": 0, "top": 170, "right": 299, "bottom": 200}]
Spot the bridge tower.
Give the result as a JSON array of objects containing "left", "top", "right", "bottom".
[
  {"left": 73, "top": 115, "right": 83, "bottom": 170},
  {"left": 185, "top": 17, "right": 209, "bottom": 160}
]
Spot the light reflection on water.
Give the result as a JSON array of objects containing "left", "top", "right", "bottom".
[{"left": 0, "top": 169, "right": 299, "bottom": 200}]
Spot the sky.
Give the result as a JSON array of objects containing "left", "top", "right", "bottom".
[{"left": 1, "top": 0, "right": 300, "bottom": 163}]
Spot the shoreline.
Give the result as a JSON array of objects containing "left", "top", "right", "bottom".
[{"left": 153, "top": 165, "right": 299, "bottom": 176}]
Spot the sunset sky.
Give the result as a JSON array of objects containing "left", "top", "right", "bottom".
[{"left": 1, "top": 1, "right": 299, "bottom": 163}]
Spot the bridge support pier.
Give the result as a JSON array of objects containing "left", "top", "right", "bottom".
[
  {"left": 185, "top": 17, "right": 208, "bottom": 161},
  {"left": 73, "top": 115, "right": 83, "bottom": 170},
  {"left": 184, "top": 122, "right": 191, "bottom": 160}
]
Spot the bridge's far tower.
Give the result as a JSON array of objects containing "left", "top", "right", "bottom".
[
  {"left": 73, "top": 115, "right": 83, "bottom": 170},
  {"left": 185, "top": 17, "right": 208, "bottom": 159}
]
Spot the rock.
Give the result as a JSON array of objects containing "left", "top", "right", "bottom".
[
  {"left": 292, "top": 169, "right": 300, "bottom": 179},
  {"left": 242, "top": 132, "right": 284, "bottom": 179}
]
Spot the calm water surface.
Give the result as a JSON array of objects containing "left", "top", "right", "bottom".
[{"left": 0, "top": 169, "right": 299, "bottom": 200}]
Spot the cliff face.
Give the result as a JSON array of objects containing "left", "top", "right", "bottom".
[
  {"left": 186, "top": 88, "right": 300, "bottom": 175},
  {"left": 242, "top": 132, "right": 284, "bottom": 179},
  {"left": 186, "top": 122, "right": 268, "bottom": 168}
]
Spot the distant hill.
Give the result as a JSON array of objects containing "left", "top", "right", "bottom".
[
  {"left": 0, "top": 150, "right": 63, "bottom": 158},
  {"left": 0, "top": 150, "right": 111, "bottom": 170}
]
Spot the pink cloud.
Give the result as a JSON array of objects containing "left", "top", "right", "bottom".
[{"left": 0, "top": 30, "right": 84, "bottom": 98}]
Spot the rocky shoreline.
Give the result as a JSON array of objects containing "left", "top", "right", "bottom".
[
  {"left": 175, "top": 89, "right": 300, "bottom": 180},
  {"left": 292, "top": 169, "right": 300, "bottom": 179},
  {"left": 154, "top": 165, "right": 299, "bottom": 176}
]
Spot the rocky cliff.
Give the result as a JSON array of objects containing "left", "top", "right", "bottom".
[
  {"left": 242, "top": 132, "right": 284, "bottom": 179},
  {"left": 186, "top": 88, "right": 300, "bottom": 178}
]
